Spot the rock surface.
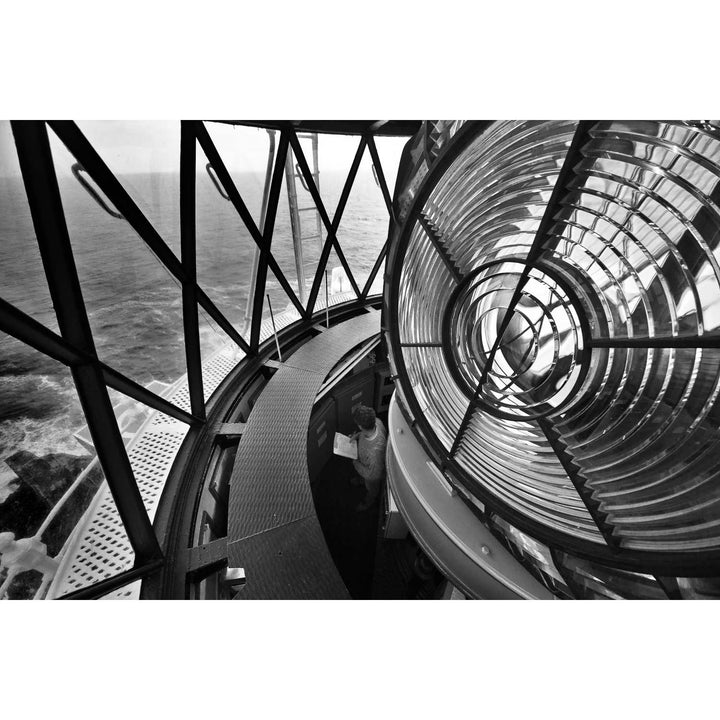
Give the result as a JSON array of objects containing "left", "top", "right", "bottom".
[{"left": 5, "top": 450, "right": 94, "bottom": 506}]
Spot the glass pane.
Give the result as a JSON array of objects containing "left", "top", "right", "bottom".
[
  {"left": 46, "top": 481, "right": 135, "bottom": 599},
  {"left": 259, "top": 266, "right": 303, "bottom": 346},
  {"left": 283, "top": 134, "right": 324, "bottom": 305},
  {"left": 372, "top": 135, "right": 408, "bottom": 200},
  {"left": 0, "top": 332, "right": 107, "bottom": 599},
  {"left": 46, "top": 381, "right": 194, "bottom": 599},
  {"left": 198, "top": 306, "right": 246, "bottom": 402},
  {"left": 336, "top": 145, "right": 390, "bottom": 291},
  {"left": 0, "top": 121, "right": 59, "bottom": 332},
  {"left": 365, "top": 257, "right": 385, "bottom": 297},
  {"left": 108, "top": 388, "right": 190, "bottom": 522},
  {"left": 76, "top": 121, "right": 181, "bottom": 256},
  {"left": 268, "top": 163, "right": 301, "bottom": 305},
  {"left": 310, "top": 245, "right": 358, "bottom": 316},
  {"left": 48, "top": 128, "right": 188, "bottom": 389},
  {"left": 314, "top": 133, "right": 365, "bottom": 218},
  {"left": 196, "top": 139, "right": 256, "bottom": 338},
  {"left": 204, "top": 122, "right": 275, "bottom": 228}
]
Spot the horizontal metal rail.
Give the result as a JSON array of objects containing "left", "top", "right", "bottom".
[{"left": 56, "top": 559, "right": 165, "bottom": 600}]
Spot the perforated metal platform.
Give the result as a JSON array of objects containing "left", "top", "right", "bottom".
[
  {"left": 47, "top": 343, "right": 242, "bottom": 599},
  {"left": 228, "top": 310, "right": 381, "bottom": 599},
  {"left": 45, "top": 297, "right": 369, "bottom": 600},
  {"left": 48, "top": 330, "right": 254, "bottom": 599}
]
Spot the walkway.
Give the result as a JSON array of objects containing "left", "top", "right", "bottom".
[{"left": 227, "top": 310, "right": 381, "bottom": 599}]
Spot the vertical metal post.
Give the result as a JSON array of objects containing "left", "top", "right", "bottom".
[
  {"left": 267, "top": 293, "right": 283, "bottom": 362},
  {"left": 11, "top": 121, "right": 162, "bottom": 565},
  {"left": 325, "top": 269, "right": 330, "bottom": 328},
  {"left": 311, "top": 134, "right": 323, "bottom": 253},
  {"left": 250, "top": 132, "right": 290, "bottom": 351},
  {"left": 285, "top": 149, "right": 307, "bottom": 304},
  {"left": 244, "top": 130, "right": 276, "bottom": 334},
  {"left": 180, "top": 121, "right": 206, "bottom": 421}
]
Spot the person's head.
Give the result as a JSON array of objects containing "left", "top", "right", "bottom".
[{"left": 352, "top": 404, "right": 376, "bottom": 432}]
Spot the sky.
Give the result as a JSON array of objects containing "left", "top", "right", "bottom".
[{"left": 0, "top": 120, "right": 407, "bottom": 179}]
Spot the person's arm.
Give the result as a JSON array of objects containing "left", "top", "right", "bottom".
[{"left": 353, "top": 439, "right": 371, "bottom": 478}]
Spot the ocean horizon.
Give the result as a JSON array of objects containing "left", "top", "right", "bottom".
[{"left": 0, "top": 164, "right": 391, "bottom": 498}]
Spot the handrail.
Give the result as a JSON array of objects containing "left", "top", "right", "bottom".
[
  {"left": 71, "top": 163, "right": 123, "bottom": 219},
  {"left": 56, "top": 558, "right": 165, "bottom": 599},
  {"left": 205, "top": 162, "right": 230, "bottom": 200},
  {"left": 0, "top": 458, "right": 100, "bottom": 600},
  {"left": 35, "top": 458, "right": 100, "bottom": 539},
  {"left": 295, "top": 162, "right": 311, "bottom": 192}
]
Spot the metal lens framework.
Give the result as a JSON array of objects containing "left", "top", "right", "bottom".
[
  {"left": 442, "top": 259, "right": 588, "bottom": 422},
  {"left": 390, "top": 120, "right": 720, "bottom": 571}
]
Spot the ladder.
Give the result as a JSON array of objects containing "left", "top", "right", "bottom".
[{"left": 284, "top": 133, "right": 325, "bottom": 305}]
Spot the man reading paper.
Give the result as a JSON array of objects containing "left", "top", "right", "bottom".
[{"left": 348, "top": 405, "right": 387, "bottom": 512}]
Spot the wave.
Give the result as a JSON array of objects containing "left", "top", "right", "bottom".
[
  {"left": 0, "top": 414, "right": 85, "bottom": 462},
  {"left": 1, "top": 166, "right": 389, "bottom": 474},
  {"left": 0, "top": 373, "right": 80, "bottom": 422}
]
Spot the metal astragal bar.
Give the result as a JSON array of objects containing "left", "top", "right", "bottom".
[{"left": 267, "top": 294, "right": 283, "bottom": 362}]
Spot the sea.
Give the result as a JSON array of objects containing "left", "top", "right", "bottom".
[{"left": 0, "top": 157, "right": 394, "bottom": 502}]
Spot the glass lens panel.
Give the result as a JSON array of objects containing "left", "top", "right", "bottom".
[
  {"left": 390, "top": 120, "right": 720, "bottom": 556},
  {"left": 487, "top": 513, "right": 573, "bottom": 598},
  {"left": 554, "top": 551, "right": 667, "bottom": 599},
  {"left": 677, "top": 576, "right": 720, "bottom": 599}
]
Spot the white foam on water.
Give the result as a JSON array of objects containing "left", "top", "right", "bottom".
[
  {"left": 0, "top": 465, "right": 18, "bottom": 503},
  {"left": 0, "top": 415, "right": 86, "bottom": 461}
]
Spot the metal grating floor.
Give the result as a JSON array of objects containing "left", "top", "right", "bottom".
[
  {"left": 47, "top": 334, "right": 251, "bottom": 599},
  {"left": 227, "top": 310, "right": 381, "bottom": 599},
  {"left": 47, "top": 299, "right": 371, "bottom": 600}
]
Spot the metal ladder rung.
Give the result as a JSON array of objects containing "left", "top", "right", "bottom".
[
  {"left": 301, "top": 234, "right": 322, "bottom": 241},
  {"left": 298, "top": 207, "right": 318, "bottom": 213}
]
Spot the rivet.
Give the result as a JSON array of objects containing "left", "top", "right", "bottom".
[{"left": 481, "top": 545, "right": 491, "bottom": 556}]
